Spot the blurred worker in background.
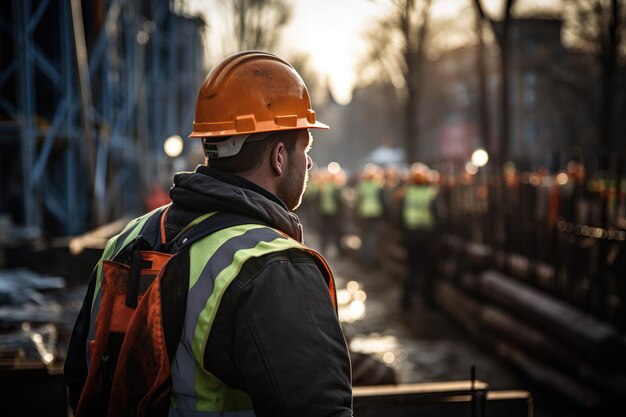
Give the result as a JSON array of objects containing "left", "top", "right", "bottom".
[
  {"left": 398, "top": 163, "right": 439, "bottom": 310},
  {"left": 65, "top": 51, "right": 353, "bottom": 417},
  {"left": 534, "top": 167, "right": 553, "bottom": 262},
  {"left": 299, "top": 168, "right": 321, "bottom": 228},
  {"left": 318, "top": 167, "right": 347, "bottom": 258},
  {"left": 354, "top": 164, "right": 386, "bottom": 267},
  {"left": 382, "top": 166, "right": 403, "bottom": 225},
  {"left": 145, "top": 180, "right": 171, "bottom": 211}
]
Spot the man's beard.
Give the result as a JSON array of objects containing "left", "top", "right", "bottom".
[{"left": 277, "top": 160, "right": 308, "bottom": 211}]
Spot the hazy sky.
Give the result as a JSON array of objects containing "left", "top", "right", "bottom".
[
  {"left": 186, "top": 0, "right": 557, "bottom": 105},
  {"left": 280, "top": 0, "right": 387, "bottom": 104},
  {"left": 186, "top": 0, "right": 388, "bottom": 104},
  {"left": 282, "top": 0, "right": 523, "bottom": 104}
]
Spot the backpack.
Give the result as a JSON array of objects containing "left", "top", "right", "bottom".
[{"left": 74, "top": 207, "right": 263, "bottom": 417}]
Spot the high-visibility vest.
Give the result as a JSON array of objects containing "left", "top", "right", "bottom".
[
  {"left": 319, "top": 183, "right": 339, "bottom": 216},
  {"left": 356, "top": 181, "right": 383, "bottom": 218},
  {"left": 403, "top": 185, "right": 436, "bottom": 230},
  {"left": 86, "top": 210, "right": 336, "bottom": 417}
]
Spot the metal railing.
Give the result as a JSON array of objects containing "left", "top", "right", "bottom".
[{"left": 437, "top": 154, "right": 626, "bottom": 329}]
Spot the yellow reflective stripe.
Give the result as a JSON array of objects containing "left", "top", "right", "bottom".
[
  {"left": 193, "top": 237, "right": 304, "bottom": 412},
  {"left": 193, "top": 372, "right": 252, "bottom": 412},
  {"left": 188, "top": 224, "right": 268, "bottom": 290},
  {"left": 117, "top": 214, "right": 152, "bottom": 254},
  {"left": 119, "top": 204, "right": 167, "bottom": 243},
  {"left": 194, "top": 236, "right": 306, "bottom": 358},
  {"left": 90, "top": 211, "right": 155, "bottom": 309}
]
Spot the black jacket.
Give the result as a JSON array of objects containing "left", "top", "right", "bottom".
[{"left": 65, "top": 166, "right": 353, "bottom": 417}]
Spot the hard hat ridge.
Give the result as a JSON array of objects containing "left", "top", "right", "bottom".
[{"left": 203, "top": 51, "right": 288, "bottom": 92}]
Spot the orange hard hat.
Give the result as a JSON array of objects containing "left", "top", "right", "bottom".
[
  {"left": 189, "top": 50, "right": 328, "bottom": 139},
  {"left": 409, "top": 162, "right": 430, "bottom": 184}
]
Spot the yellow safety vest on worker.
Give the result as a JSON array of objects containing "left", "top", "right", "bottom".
[
  {"left": 87, "top": 211, "right": 336, "bottom": 417},
  {"left": 170, "top": 222, "right": 323, "bottom": 416},
  {"left": 319, "top": 182, "right": 340, "bottom": 216},
  {"left": 356, "top": 180, "right": 384, "bottom": 218},
  {"left": 403, "top": 185, "right": 436, "bottom": 230}
]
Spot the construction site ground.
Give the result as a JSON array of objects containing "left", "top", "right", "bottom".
[{"left": 304, "top": 227, "right": 583, "bottom": 417}]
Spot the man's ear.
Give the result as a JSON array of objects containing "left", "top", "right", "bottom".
[{"left": 270, "top": 141, "right": 286, "bottom": 176}]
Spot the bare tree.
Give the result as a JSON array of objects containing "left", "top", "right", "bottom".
[
  {"left": 565, "top": 0, "right": 625, "bottom": 164},
  {"left": 223, "top": 0, "right": 292, "bottom": 52},
  {"left": 473, "top": 0, "right": 516, "bottom": 168},
  {"left": 360, "top": 0, "right": 433, "bottom": 163},
  {"left": 359, "top": 18, "right": 403, "bottom": 88},
  {"left": 474, "top": 11, "right": 490, "bottom": 158},
  {"left": 405, "top": 0, "right": 433, "bottom": 163},
  {"left": 287, "top": 52, "right": 322, "bottom": 106}
]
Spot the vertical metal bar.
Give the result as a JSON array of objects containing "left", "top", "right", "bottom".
[
  {"left": 134, "top": 0, "right": 149, "bottom": 203},
  {"left": 126, "top": 1, "right": 138, "bottom": 214},
  {"left": 470, "top": 365, "right": 476, "bottom": 417},
  {"left": 93, "top": 7, "right": 109, "bottom": 230},
  {"left": 181, "top": 17, "right": 199, "bottom": 138},
  {"left": 104, "top": 0, "right": 122, "bottom": 218},
  {"left": 166, "top": 8, "right": 179, "bottom": 138},
  {"left": 149, "top": 2, "right": 159, "bottom": 152},
  {"left": 93, "top": 2, "right": 117, "bottom": 221},
  {"left": 70, "top": 0, "right": 102, "bottom": 224},
  {"left": 133, "top": 0, "right": 145, "bottom": 213},
  {"left": 113, "top": 0, "right": 138, "bottom": 215},
  {"left": 102, "top": 0, "right": 121, "bottom": 132},
  {"left": 62, "top": 0, "right": 79, "bottom": 235},
  {"left": 66, "top": 144, "right": 78, "bottom": 234},
  {"left": 13, "top": 0, "right": 39, "bottom": 230},
  {"left": 151, "top": 1, "right": 168, "bottom": 182}
]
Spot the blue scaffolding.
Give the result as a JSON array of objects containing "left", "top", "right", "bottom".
[{"left": 0, "top": 0, "right": 205, "bottom": 236}]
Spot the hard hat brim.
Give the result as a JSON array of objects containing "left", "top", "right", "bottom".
[{"left": 189, "top": 118, "right": 329, "bottom": 139}]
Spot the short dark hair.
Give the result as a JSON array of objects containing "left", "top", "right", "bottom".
[{"left": 206, "top": 130, "right": 299, "bottom": 174}]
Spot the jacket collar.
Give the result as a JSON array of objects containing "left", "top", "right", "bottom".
[{"left": 169, "top": 165, "right": 303, "bottom": 242}]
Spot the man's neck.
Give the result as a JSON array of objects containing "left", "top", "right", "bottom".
[{"left": 198, "top": 165, "right": 287, "bottom": 209}]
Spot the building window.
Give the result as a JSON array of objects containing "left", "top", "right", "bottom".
[
  {"left": 524, "top": 118, "right": 537, "bottom": 146},
  {"left": 523, "top": 71, "right": 536, "bottom": 107}
]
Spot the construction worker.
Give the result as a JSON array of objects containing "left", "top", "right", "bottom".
[
  {"left": 354, "top": 164, "right": 386, "bottom": 267},
  {"left": 65, "top": 51, "right": 353, "bottom": 417},
  {"left": 299, "top": 168, "right": 321, "bottom": 228},
  {"left": 318, "top": 167, "right": 347, "bottom": 257},
  {"left": 399, "top": 163, "right": 439, "bottom": 309}
]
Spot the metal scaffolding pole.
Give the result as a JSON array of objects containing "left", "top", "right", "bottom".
[
  {"left": 12, "top": 0, "right": 38, "bottom": 231},
  {"left": 3, "top": 0, "right": 206, "bottom": 237},
  {"left": 69, "top": 0, "right": 101, "bottom": 224}
]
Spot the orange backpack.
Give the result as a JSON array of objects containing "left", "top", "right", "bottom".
[{"left": 75, "top": 208, "right": 264, "bottom": 417}]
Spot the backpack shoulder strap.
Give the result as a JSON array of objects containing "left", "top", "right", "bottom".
[
  {"left": 109, "top": 205, "right": 170, "bottom": 309},
  {"left": 165, "top": 211, "right": 268, "bottom": 253},
  {"left": 109, "top": 204, "right": 170, "bottom": 263}
]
